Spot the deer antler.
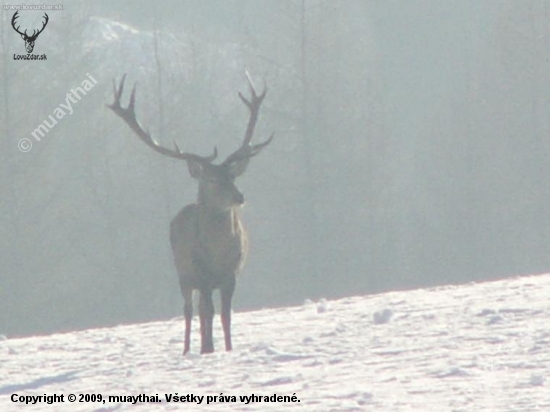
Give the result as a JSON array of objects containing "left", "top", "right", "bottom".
[
  {"left": 30, "top": 13, "right": 49, "bottom": 40},
  {"left": 108, "top": 74, "right": 217, "bottom": 163},
  {"left": 11, "top": 12, "right": 49, "bottom": 39},
  {"left": 221, "top": 72, "right": 274, "bottom": 167},
  {"left": 11, "top": 11, "right": 25, "bottom": 36}
]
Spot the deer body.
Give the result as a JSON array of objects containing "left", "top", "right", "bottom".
[
  {"left": 171, "top": 202, "right": 247, "bottom": 353},
  {"left": 171, "top": 205, "right": 247, "bottom": 289},
  {"left": 109, "top": 73, "right": 272, "bottom": 354}
]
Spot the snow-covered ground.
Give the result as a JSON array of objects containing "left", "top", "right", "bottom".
[{"left": 1, "top": 274, "right": 549, "bottom": 411}]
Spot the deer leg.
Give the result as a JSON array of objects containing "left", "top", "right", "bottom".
[
  {"left": 182, "top": 288, "right": 193, "bottom": 355},
  {"left": 199, "top": 289, "right": 215, "bottom": 354},
  {"left": 220, "top": 277, "right": 236, "bottom": 351}
]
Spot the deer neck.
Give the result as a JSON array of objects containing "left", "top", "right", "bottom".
[{"left": 196, "top": 202, "right": 241, "bottom": 238}]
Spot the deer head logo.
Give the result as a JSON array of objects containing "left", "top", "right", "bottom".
[{"left": 11, "top": 11, "right": 49, "bottom": 54}]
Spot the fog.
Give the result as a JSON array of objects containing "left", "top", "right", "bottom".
[{"left": 1, "top": 0, "right": 548, "bottom": 337}]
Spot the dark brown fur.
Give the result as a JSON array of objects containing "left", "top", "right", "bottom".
[{"left": 170, "top": 165, "right": 248, "bottom": 354}]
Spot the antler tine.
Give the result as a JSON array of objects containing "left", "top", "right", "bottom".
[
  {"left": 113, "top": 73, "right": 126, "bottom": 102},
  {"left": 11, "top": 11, "right": 25, "bottom": 36},
  {"left": 128, "top": 81, "right": 137, "bottom": 113},
  {"left": 222, "top": 73, "right": 271, "bottom": 166},
  {"left": 41, "top": 13, "right": 49, "bottom": 28},
  {"left": 27, "top": 13, "right": 49, "bottom": 39},
  {"left": 245, "top": 70, "right": 267, "bottom": 99},
  {"left": 249, "top": 132, "right": 274, "bottom": 156},
  {"left": 239, "top": 72, "right": 267, "bottom": 105},
  {"left": 238, "top": 72, "right": 267, "bottom": 147},
  {"left": 222, "top": 132, "right": 274, "bottom": 167},
  {"left": 174, "top": 140, "right": 218, "bottom": 163},
  {"left": 108, "top": 75, "right": 216, "bottom": 163}
]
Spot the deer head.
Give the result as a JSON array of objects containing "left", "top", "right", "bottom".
[
  {"left": 107, "top": 73, "right": 273, "bottom": 212},
  {"left": 11, "top": 11, "right": 49, "bottom": 54}
]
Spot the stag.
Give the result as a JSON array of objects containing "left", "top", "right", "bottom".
[
  {"left": 108, "top": 74, "right": 273, "bottom": 354},
  {"left": 11, "top": 11, "right": 49, "bottom": 54}
]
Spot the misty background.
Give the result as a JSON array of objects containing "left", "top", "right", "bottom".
[{"left": 1, "top": 0, "right": 548, "bottom": 338}]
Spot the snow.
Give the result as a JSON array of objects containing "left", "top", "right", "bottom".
[{"left": 1, "top": 274, "right": 549, "bottom": 411}]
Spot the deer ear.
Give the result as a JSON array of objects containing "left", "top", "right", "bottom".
[{"left": 186, "top": 159, "right": 203, "bottom": 179}]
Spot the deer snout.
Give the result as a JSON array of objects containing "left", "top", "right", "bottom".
[{"left": 234, "top": 191, "right": 245, "bottom": 205}]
